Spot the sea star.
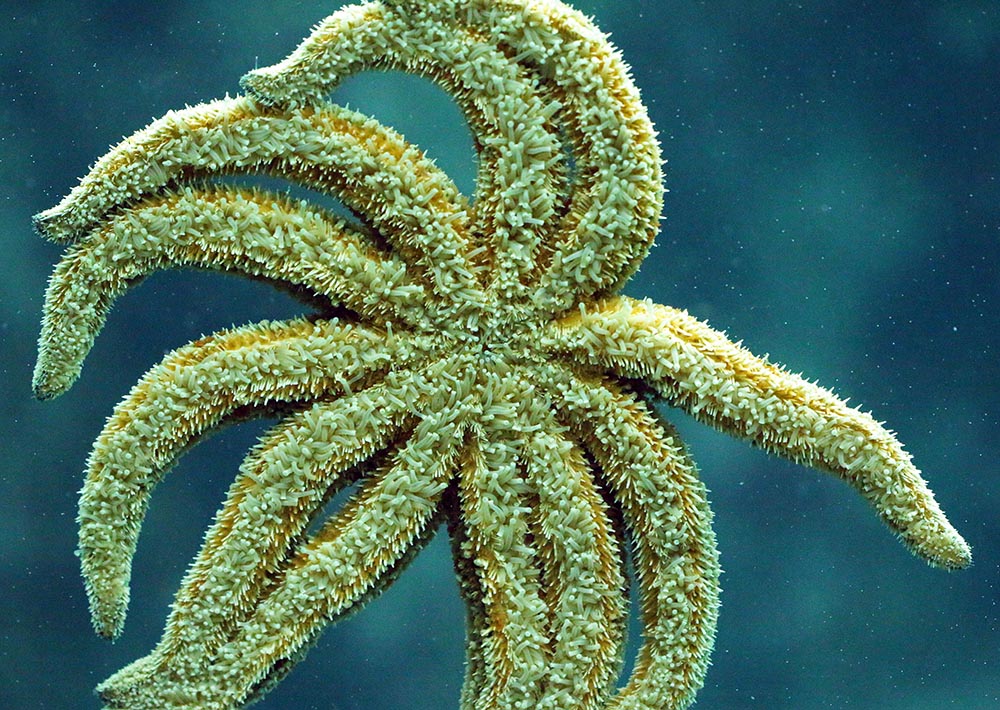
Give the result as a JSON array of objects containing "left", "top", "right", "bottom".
[{"left": 32, "top": 1, "right": 970, "bottom": 708}]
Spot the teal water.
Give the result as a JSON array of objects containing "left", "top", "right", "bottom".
[{"left": 1, "top": 1, "right": 996, "bottom": 708}]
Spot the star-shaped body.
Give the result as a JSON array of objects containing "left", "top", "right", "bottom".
[{"left": 33, "top": 1, "right": 969, "bottom": 708}]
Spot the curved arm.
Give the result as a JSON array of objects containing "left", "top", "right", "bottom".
[
  {"left": 467, "top": 0, "right": 663, "bottom": 310},
  {"left": 98, "top": 377, "right": 468, "bottom": 709},
  {"left": 545, "top": 296, "right": 972, "bottom": 570},
  {"left": 447, "top": 369, "right": 629, "bottom": 709},
  {"left": 518, "top": 397, "right": 628, "bottom": 708},
  {"left": 33, "top": 97, "right": 482, "bottom": 311},
  {"left": 453, "top": 421, "right": 550, "bottom": 706},
  {"left": 242, "top": 0, "right": 662, "bottom": 311},
  {"left": 142, "top": 366, "right": 439, "bottom": 672},
  {"left": 76, "top": 317, "right": 415, "bottom": 638},
  {"left": 33, "top": 186, "right": 429, "bottom": 399},
  {"left": 242, "top": 2, "right": 568, "bottom": 302},
  {"left": 546, "top": 366, "right": 720, "bottom": 710}
]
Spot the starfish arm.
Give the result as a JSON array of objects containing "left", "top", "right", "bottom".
[
  {"left": 241, "top": 0, "right": 568, "bottom": 302},
  {"left": 519, "top": 408, "right": 629, "bottom": 708},
  {"left": 149, "top": 367, "right": 437, "bottom": 664},
  {"left": 77, "top": 318, "right": 409, "bottom": 638},
  {"left": 99, "top": 375, "right": 468, "bottom": 709},
  {"left": 33, "top": 186, "right": 428, "bottom": 398},
  {"left": 33, "top": 97, "right": 482, "bottom": 309},
  {"left": 454, "top": 423, "right": 551, "bottom": 707},
  {"left": 464, "top": 0, "right": 663, "bottom": 309},
  {"left": 446, "top": 369, "right": 629, "bottom": 710},
  {"left": 546, "top": 296, "right": 972, "bottom": 570},
  {"left": 545, "top": 366, "right": 720, "bottom": 710},
  {"left": 241, "top": 0, "right": 662, "bottom": 309},
  {"left": 448, "top": 369, "right": 632, "bottom": 710},
  {"left": 443, "top": 484, "right": 492, "bottom": 710}
]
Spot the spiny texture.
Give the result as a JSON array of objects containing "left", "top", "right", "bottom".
[{"left": 33, "top": 0, "right": 970, "bottom": 708}]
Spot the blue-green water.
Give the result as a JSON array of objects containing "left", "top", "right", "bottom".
[{"left": 1, "top": 1, "right": 997, "bottom": 708}]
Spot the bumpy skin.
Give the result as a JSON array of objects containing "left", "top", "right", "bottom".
[{"left": 33, "top": 1, "right": 970, "bottom": 709}]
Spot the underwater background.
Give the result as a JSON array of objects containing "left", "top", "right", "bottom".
[{"left": 1, "top": 1, "right": 997, "bottom": 708}]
